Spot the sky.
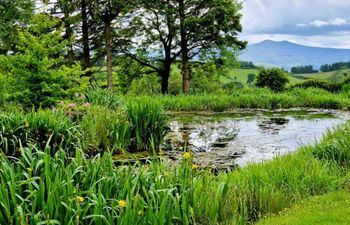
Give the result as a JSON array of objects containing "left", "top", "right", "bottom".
[{"left": 239, "top": 0, "right": 350, "bottom": 49}]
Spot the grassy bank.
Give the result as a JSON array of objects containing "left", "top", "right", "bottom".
[
  {"left": 133, "top": 88, "right": 350, "bottom": 111},
  {"left": 257, "top": 191, "right": 350, "bottom": 225},
  {"left": 0, "top": 112, "right": 349, "bottom": 224}
]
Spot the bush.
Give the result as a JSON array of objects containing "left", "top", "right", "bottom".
[
  {"left": 0, "top": 14, "right": 84, "bottom": 109},
  {"left": 256, "top": 69, "right": 289, "bottom": 92},
  {"left": 80, "top": 106, "right": 131, "bottom": 154},
  {"left": 126, "top": 101, "right": 169, "bottom": 151},
  {"left": 0, "top": 110, "right": 80, "bottom": 156},
  {"left": 291, "top": 79, "right": 341, "bottom": 92}
]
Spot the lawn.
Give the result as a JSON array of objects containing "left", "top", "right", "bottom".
[{"left": 258, "top": 191, "right": 350, "bottom": 225}]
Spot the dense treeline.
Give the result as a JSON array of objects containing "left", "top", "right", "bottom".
[
  {"left": 290, "top": 65, "right": 317, "bottom": 74},
  {"left": 239, "top": 61, "right": 258, "bottom": 69},
  {"left": 320, "top": 61, "right": 350, "bottom": 72},
  {"left": 0, "top": 0, "right": 246, "bottom": 105}
]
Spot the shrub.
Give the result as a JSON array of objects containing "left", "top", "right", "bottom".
[
  {"left": 80, "top": 106, "right": 131, "bottom": 154},
  {"left": 291, "top": 79, "right": 341, "bottom": 92},
  {"left": 0, "top": 110, "right": 80, "bottom": 156},
  {"left": 256, "top": 69, "right": 289, "bottom": 92},
  {"left": 126, "top": 101, "right": 169, "bottom": 151}
]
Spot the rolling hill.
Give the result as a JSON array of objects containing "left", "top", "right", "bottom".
[{"left": 240, "top": 40, "right": 350, "bottom": 70}]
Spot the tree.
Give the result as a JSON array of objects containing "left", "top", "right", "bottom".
[
  {"left": 119, "top": 0, "right": 179, "bottom": 94},
  {"left": 176, "top": 0, "right": 246, "bottom": 93},
  {"left": 256, "top": 68, "right": 289, "bottom": 92},
  {"left": 247, "top": 73, "right": 256, "bottom": 85},
  {"left": 91, "top": 0, "right": 129, "bottom": 90},
  {"left": 0, "top": 14, "right": 84, "bottom": 108},
  {"left": 0, "top": 0, "right": 34, "bottom": 54}
]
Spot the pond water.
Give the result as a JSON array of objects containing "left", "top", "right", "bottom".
[{"left": 165, "top": 109, "right": 348, "bottom": 170}]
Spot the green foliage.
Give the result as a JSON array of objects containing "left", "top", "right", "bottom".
[
  {"left": 80, "top": 106, "right": 131, "bottom": 154},
  {"left": 247, "top": 73, "right": 256, "bottom": 85},
  {"left": 312, "top": 122, "right": 350, "bottom": 168},
  {"left": 0, "top": 0, "right": 33, "bottom": 53},
  {"left": 85, "top": 88, "right": 123, "bottom": 110},
  {"left": 0, "top": 109, "right": 80, "bottom": 156},
  {"left": 0, "top": 14, "right": 84, "bottom": 108},
  {"left": 256, "top": 68, "right": 289, "bottom": 92},
  {"left": 126, "top": 101, "right": 169, "bottom": 151},
  {"left": 136, "top": 88, "right": 350, "bottom": 111},
  {"left": 127, "top": 74, "right": 161, "bottom": 96},
  {"left": 0, "top": 115, "right": 350, "bottom": 224},
  {"left": 291, "top": 79, "right": 341, "bottom": 92}
]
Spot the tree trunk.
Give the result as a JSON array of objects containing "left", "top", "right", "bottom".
[
  {"left": 105, "top": 18, "right": 113, "bottom": 90},
  {"left": 63, "top": 10, "right": 74, "bottom": 64},
  {"left": 181, "top": 49, "right": 190, "bottom": 93},
  {"left": 81, "top": 0, "right": 91, "bottom": 73},
  {"left": 161, "top": 60, "right": 171, "bottom": 94},
  {"left": 179, "top": 0, "right": 190, "bottom": 93}
]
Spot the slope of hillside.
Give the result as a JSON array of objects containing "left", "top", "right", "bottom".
[{"left": 240, "top": 40, "right": 350, "bottom": 70}]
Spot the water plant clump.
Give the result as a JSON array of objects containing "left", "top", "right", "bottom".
[{"left": 0, "top": 109, "right": 80, "bottom": 156}]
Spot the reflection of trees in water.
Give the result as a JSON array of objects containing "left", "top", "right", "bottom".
[{"left": 257, "top": 117, "right": 289, "bottom": 134}]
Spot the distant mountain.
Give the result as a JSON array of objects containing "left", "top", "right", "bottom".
[{"left": 240, "top": 40, "right": 350, "bottom": 70}]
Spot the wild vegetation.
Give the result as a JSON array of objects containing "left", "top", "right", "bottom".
[
  {"left": 0, "top": 0, "right": 350, "bottom": 224},
  {"left": 0, "top": 107, "right": 349, "bottom": 224}
]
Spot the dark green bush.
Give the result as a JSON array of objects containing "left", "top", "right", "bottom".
[
  {"left": 256, "top": 69, "right": 289, "bottom": 92},
  {"left": 291, "top": 79, "right": 341, "bottom": 92},
  {"left": 0, "top": 110, "right": 80, "bottom": 156}
]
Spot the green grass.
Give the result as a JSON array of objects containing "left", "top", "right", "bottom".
[
  {"left": 0, "top": 110, "right": 350, "bottom": 224},
  {"left": 134, "top": 88, "right": 350, "bottom": 111},
  {"left": 221, "top": 68, "right": 350, "bottom": 87},
  {"left": 221, "top": 68, "right": 259, "bottom": 85},
  {"left": 296, "top": 69, "right": 350, "bottom": 83},
  {"left": 257, "top": 191, "right": 350, "bottom": 225}
]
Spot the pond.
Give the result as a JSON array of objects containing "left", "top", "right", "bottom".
[{"left": 165, "top": 109, "right": 349, "bottom": 170}]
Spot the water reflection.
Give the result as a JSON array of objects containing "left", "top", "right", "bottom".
[
  {"left": 258, "top": 117, "right": 289, "bottom": 134},
  {"left": 165, "top": 110, "right": 347, "bottom": 169}
]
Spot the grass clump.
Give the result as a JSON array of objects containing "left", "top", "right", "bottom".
[
  {"left": 0, "top": 109, "right": 80, "bottom": 156},
  {"left": 126, "top": 101, "right": 169, "bottom": 152}
]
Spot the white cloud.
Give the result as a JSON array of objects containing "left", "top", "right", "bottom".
[
  {"left": 309, "top": 18, "right": 347, "bottom": 27},
  {"left": 330, "top": 18, "right": 347, "bottom": 26},
  {"left": 310, "top": 20, "right": 328, "bottom": 27},
  {"left": 241, "top": 0, "right": 350, "bottom": 32}
]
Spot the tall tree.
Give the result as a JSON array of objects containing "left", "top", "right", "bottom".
[
  {"left": 119, "top": 0, "right": 180, "bottom": 94},
  {"left": 176, "top": 0, "right": 246, "bottom": 93},
  {"left": 0, "top": 0, "right": 34, "bottom": 54},
  {"left": 91, "top": 0, "right": 127, "bottom": 90}
]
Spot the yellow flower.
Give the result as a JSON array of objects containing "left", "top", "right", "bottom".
[
  {"left": 118, "top": 200, "right": 127, "bottom": 208},
  {"left": 76, "top": 196, "right": 85, "bottom": 203},
  {"left": 138, "top": 210, "right": 143, "bottom": 216},
  {"left": 24, "top": 121, "right": 29, "bottom": 128},
  {"left": 182, "top": 152, "right": 191, "bottom": 160},
  {"left": 191, "top": 164, "right": 199, "bottom": 170}
]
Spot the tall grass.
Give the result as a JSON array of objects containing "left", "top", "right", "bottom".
[
  {"left": 126, "top": 101, "right": 169, "bottom": 152},
  {"left": 0, "top": 109, "right": 80, "bottom": 156},
  {"left": 0, "top": 121, "right": 349, "bottom": 224},
  {"left": 133, "top": 88, "right": 350, "bottom": 111}
]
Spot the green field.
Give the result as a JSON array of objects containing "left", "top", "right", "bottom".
[{"left": 221, "top": 68, "right": 350, "bottom": 87}]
